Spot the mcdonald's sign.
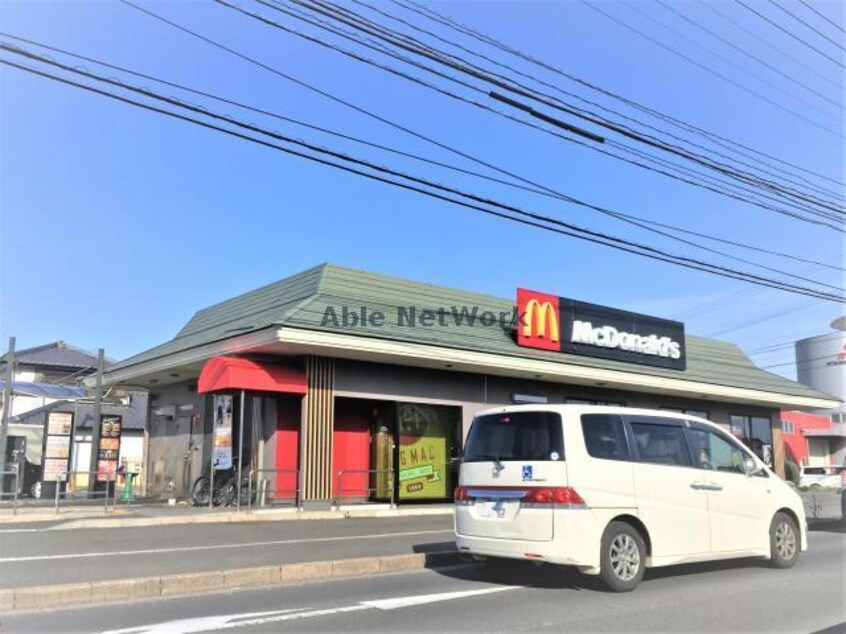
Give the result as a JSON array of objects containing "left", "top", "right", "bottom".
[
  {"left": 517, "top": 289, "right": 561, "bottom": 352},
  {"left": 516, "top": 288, "right": 687, "bottom": 370}
]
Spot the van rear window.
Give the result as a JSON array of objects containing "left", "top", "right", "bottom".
[{"left": 463, "top": 412, "right": 564, "bottom": 462}]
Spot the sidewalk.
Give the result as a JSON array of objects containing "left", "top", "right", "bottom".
[{"left": 0, "top": 500, "right": 454, "bottom": 529}]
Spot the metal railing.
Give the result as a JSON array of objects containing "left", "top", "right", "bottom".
[
  {"left": 54, "top": 471, "right": 119, "bottom": 514},
  {"left": 0, "top": 470, "right": 20, "bottom": 515},
  {"left": 246, "top": 469, "right": 301, "bottom": 513},
  {"left": 332, "top": 468, "right": 395, "bottom": 509}
]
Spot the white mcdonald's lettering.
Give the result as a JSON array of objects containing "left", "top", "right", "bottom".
[{"left": 570, "top": 321, "right": 681, "bottom": 359}]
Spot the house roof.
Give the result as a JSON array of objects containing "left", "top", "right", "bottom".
[
  {"left": 104, "top": 264, "right": 837, "bottom": 406},
  {"left": 1, "top": 341, "right": 112, "bottom": 371},
  {"left": 12, "top": 392, "right": 149, "bottom": 430}
]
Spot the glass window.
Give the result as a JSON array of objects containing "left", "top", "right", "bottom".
[
  {"left": 662, "top": 407, "right": 709, "bottom": 420},
  {"left": 729, "top": 415, "right": 774, "bottom": 467},
  {"left": 582, "top": 414, "right": 630, "bottom": 461},
  {"left": 782, "top": 420, "right": 794, "bottom": 434},
  {"left": 566, "top": 398, "right": 626, "bottom": 407},
  {"left": 630, "top": 423, "right": 691, "bottom": 467},
  {"left": 688, "top": 428, "right": 746, "bottom": 474},
  {"left": 464, "top": 411, "right": 564, "bottom": 462},
  {"left": 396, "top": 403, "right": 461, "bottom": 501}
]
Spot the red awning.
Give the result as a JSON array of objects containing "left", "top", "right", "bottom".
[{"left": 198, "top": 356, "right": 307, "bottom": 395}]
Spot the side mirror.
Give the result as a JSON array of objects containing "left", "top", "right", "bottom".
[{"left": 743, "top": 457, "right": 760, "bottom": 476}]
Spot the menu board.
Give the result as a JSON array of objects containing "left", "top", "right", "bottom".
[
  {"left": 42, "top": 412, "right": 73, "bottom": 482},
  {"left": 45, "top": 436, "right": 71, "bottom": 459},
  {"left": 47, "top": 412, "right": 73, "bottom": 436},
  {"left": 96, "top": 415, "right": 122, "bottom": 481},
  {"left": 44, "top": 458, "right": 69, "bottom": 482}
]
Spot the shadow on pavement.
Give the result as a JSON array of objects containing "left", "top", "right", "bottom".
[
  {"left": 426, "top": 551, "right": 803, "bottom": 593},
  {"left": 809, "top": 519, "right": 846, "bottom": 534}
]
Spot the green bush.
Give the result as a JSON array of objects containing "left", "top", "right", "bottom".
[{"left": 785, "top": 460, "right": 800, "bottom": 486}]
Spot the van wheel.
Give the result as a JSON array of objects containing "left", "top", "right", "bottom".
[
  {"left": 770, "top": 513, "right": 799, "bottom": 569},
  {"left": 600, "top": 522, "right": 646, "bottom": 592}
]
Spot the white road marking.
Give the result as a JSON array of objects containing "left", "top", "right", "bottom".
[
  {"left": 362, "top": 585, "right": 517, "bottom": 610},
  {"left": 0, "top": 529, "right": 454, "bottom": 562},
  {"left": 97, "top": 586, "right": 518, "bottom": 633}
]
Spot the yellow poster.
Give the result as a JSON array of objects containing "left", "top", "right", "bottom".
[{"left": 398, "top": 404, "right": 450, "bottom": 499}]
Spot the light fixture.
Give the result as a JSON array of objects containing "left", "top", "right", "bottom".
[{"left": 512, "top": 393, "right": 548, "bottom": 404}]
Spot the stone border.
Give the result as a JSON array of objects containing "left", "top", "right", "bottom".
[
  {"left": 0, "top": 505, "right": 453, "bottom": 528},
  {"left": 0, "top": 550, "right": 462, "bottom": 613}
]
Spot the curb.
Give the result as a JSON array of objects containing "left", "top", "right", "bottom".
[
  {"left": 0, "top": 506, "right": 454, "bottom": 529},
  {"left": 0, "top": 550, "right": 463, "bottom": 613}
]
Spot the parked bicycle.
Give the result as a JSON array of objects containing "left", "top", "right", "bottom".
[{"left": 190, "top": 459, "right": 254, "bottom": 507}]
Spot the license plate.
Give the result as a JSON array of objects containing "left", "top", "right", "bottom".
[{"left": 477, "top": 500, "right": 512, "bottom": 518}]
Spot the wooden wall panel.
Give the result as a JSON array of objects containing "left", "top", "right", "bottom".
[{"left": 301, "top": 357, "right": 335, "bottom": 500}]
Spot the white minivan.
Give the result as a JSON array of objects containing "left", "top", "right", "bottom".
[{"left": 455, "top": 405, "right": 807, "bottom": 592}]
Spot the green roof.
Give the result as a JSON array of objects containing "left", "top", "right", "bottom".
[{"left": 107, "top": 264, "right": 832, "bottom": 401}]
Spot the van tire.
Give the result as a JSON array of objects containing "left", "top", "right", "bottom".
[
  {"left": 600, "top": 522, "right": 646, "bottom": 592},
  {"left": 769, "top": 512, "right": 799, "bottom": 569}
]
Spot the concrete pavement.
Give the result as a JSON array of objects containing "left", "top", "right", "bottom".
[
  {"left": 2, "top": 527, "right": 843, "bottom": 633},
  {"left": 0, "top": 515, "right": 455, "bottom": 588}
]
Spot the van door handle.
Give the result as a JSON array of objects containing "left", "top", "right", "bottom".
[{"left": 690, "top": 481, "right": 723, "bottom": 491}]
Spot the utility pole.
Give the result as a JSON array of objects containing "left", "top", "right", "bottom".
[
  {"left": 0, "top": 336, "right": 15, "bottom": 487},
  {"left": 88, "top": 349, "right": 105, "bottom": 492}
]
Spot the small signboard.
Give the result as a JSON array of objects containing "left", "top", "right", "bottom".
[
  {"left": 41, "top": 412, "right": 74, "bottom": 494},
  {"left": 96, "top": 415, "right": 122, "bottom": 481}
]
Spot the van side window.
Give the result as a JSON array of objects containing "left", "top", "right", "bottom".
[
  {"left": 630, "top": 423, "right": 691, "bottom": 467},
  {"left": 687, "top": 429, "right": 745, "bottom": 474},
  {"left": 581, "top": 415, "right": 630, "bottom": 461}
]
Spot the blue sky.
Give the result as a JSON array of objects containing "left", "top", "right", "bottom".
[{"left": 1, "top": 0, "right": 843, "bottom": 379}]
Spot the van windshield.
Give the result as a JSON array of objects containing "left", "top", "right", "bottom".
[{"left": 463, "top": 411, "right": 564, "bottom": 462}]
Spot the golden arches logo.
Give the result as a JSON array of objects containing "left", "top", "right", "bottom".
[{"left": 523, "top": 299, "right": 560, "bottom": 342}]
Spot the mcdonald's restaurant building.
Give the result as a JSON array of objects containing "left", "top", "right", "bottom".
[{"left": 97, "top": 264, "right": 839, "bottom": 505}]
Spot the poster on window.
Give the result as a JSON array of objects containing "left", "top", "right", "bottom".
[
  {"left": 213, "top": 395, "right": 233, "bottom": 470},
  {"left": 96, "top": 459, "right": 117, "bottom": 482},
  {"left": 397, "top": 403, "right": 453, "bottom": 500},
  {"left": 47, "top": 412, "right": 73, "bottom": 436}
]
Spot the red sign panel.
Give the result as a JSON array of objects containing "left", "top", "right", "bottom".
[{"left": 517, "top": 288, "right": 561, "bottom": 352}]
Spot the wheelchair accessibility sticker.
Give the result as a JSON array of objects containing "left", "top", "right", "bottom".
[{"left": 522, "top": 465, "right": 533, "bottom": 481}]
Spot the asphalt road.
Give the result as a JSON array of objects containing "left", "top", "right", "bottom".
[
  {"left": 2, "top": 528, "right": 843, "bottom": 634},
  {"left": 0, "top": 516, "right": 454, "bottom": 588}
]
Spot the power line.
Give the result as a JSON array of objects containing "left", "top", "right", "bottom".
[
  {"left": 104, "top": 3, "right": 846, "bottom": 257},
  {"left": 766, "top": 0, "right": 846, "bottom": 53},
  {"left": 394, "top": 0, "right": 846, "bottom": 187},
  {"left": 654, "top": 0, "right": 842, "bottom": 110},
  {"left": 349, "top": 0, "right": 843, "bottom": 203},
  {"left": 705, "top": 299, "right": 828, "bottom": 337},
  {"left": 747, "top": 332, "right": 843, "bottom": 354},
  {"left": 698, "top": 0, "right": 843, "bottom": 92},
  {"left": 734, "top": 0, "right": 846, "bottom": 69},
  {"left": 797, "top": 0, "right": 846, "bottom": 36},
  {"left": 582, "top": 0, "right": 844, "bottom": 134},
  {"left": 246, "top": 0, "right": 845, "bottom": 228},
  {"left": 14, "top": 30, "right": 839, "bottom": 276},
  {"left": 4, "top": 49, "right": 843, "bottom": 303},
  {"left": 286, "top": 0, "right": 845, "bottom": 216}
]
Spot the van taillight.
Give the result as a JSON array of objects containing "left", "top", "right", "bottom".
[
  {"left": 454, "top": 486, "right": 469, "bottom": 501},
  {"left": 522, "top": 487, "right": 585, "bottom": 505}
]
